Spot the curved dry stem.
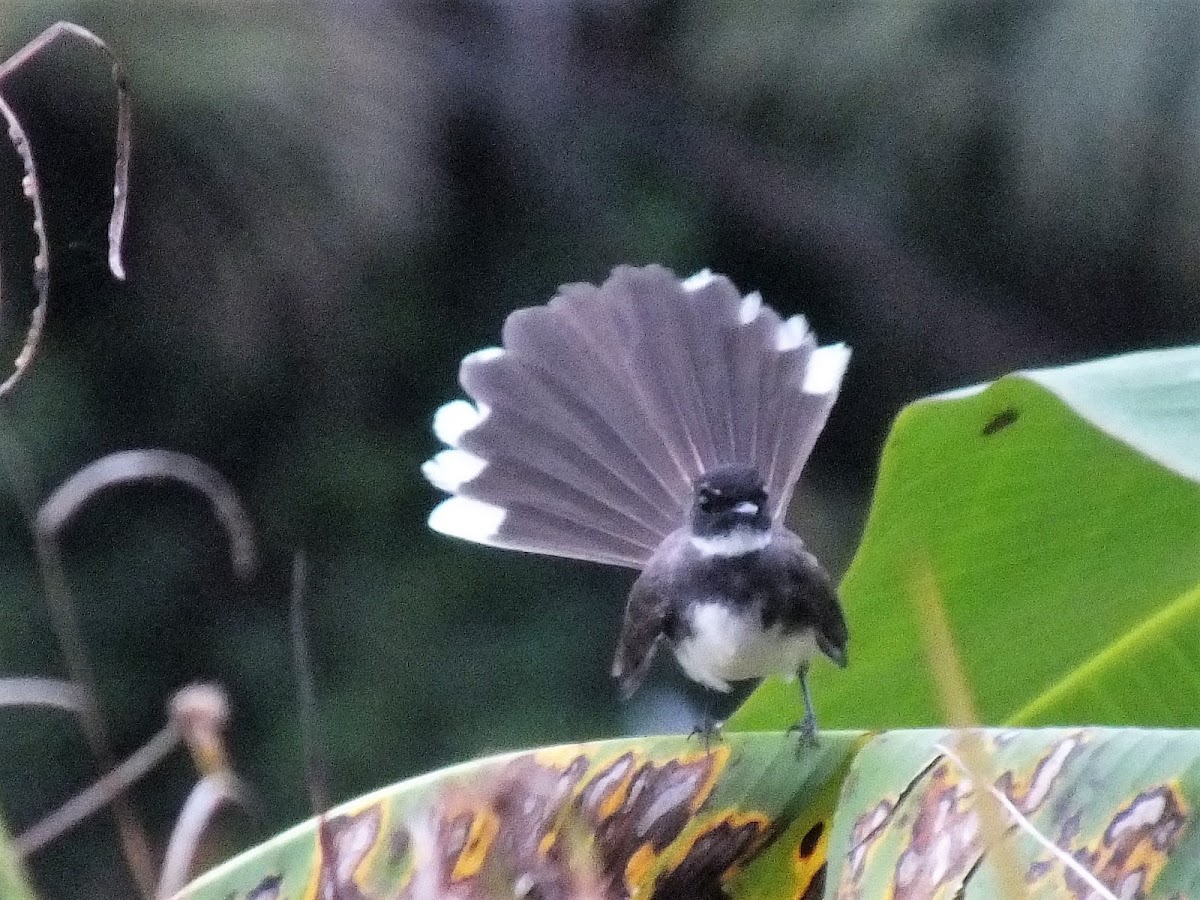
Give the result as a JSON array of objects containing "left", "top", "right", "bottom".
[
  {"left": 155, "top": 774, "right": 250, "bottom": 900},
  {"left": 0, "top": 676, "right": 85, "bottom": 713},
  {"left": 37, "top": 449, "right": 258, "bottom": 578},
  {"left": 15, "top": 722, "right": 180, "bottom": 857},
  {"left": 0, "top": 427, "right": 157, "bottom": 895},
  {"left": 28, "top": 450, "right": 255, "bottom": 894},
  {"left": 32, "top": 448, "right": 258, "bottom": 753},
  {"left": 0, "top": 23, "right": 131, "bottom": 401},
  {"left": 0, "top": 21, "right": 132, "bottom": 280},
  {"left": 0, "top": 90, "right": 50, "bottom": 401}
]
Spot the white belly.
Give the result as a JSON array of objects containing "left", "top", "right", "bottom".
[{"left": 671, "top": 601, "right": 818, "bottom": 692}]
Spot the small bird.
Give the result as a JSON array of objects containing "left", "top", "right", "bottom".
[{"left": 422, "top": 265, "right": 849, "bottom": 739}]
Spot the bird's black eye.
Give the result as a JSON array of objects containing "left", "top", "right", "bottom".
[{"left": 698, "top": 487, "right": 718, "bottom": 513}]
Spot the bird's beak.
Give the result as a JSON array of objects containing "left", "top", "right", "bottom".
[{"left": 733, "top": 501, "right": 759, "bottom": 516}]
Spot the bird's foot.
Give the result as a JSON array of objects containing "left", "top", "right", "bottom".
[
  {"left": 787, "top": 711, "right": 819, "bottom": 748},
  {"left": 687, "top": 715, "right": 724, "bottom": 753}
]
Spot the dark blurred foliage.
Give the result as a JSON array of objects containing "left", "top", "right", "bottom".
[{"left": 0, "top": 1, "right": 1197, "bottom": 896}]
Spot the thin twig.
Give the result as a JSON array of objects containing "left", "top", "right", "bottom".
[
  {"left": 290, "top": 551, "right": 330, "bottom": 817},
  {"left": 0, "top": 423, "right": 158, "bottom": 895},
  {"left": 0, "top": 88, "right": 50, "bottom": 401},
  {"left": 16, "top": 722, "right": 180, "bottom": 856},
  {"left": 29, "top": 447, "right": 257, "bottom": 779},
  {"left": 0, "top": 24, "right": 131, "bottom": 401},
  {"left": 0, "top": 676, "right": 84, "bottom": 713},
  {"left": 25, "top": 449, "right": 256, "bottom": 893},
  {"left": 0, "top": 21, "right": 132, "bottom": 280}
]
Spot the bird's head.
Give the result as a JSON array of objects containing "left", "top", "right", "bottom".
[{"left": 689, "top": 466, "right": 771, "bottom": 555}]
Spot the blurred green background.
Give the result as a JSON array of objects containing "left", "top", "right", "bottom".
[{"left": 0, "top": 1, "right": 1198, "bottom": 896}]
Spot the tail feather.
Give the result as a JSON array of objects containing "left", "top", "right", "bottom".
[
  {"left": 429, "top": 495, "right": 650, "bottom": 568},
  {"left": 459, "top": 356, "right": 680, "bottom": 530},
  {"left": 677, "top": 274, "right": 741, "bottom": 465},
  {"left": 618, "top": 269, "right": 718, "bottom": 478},
  {"left": 498, "top": 299, "right": 690, "bottom": 503},
  {"left": 423, "top": 265, "right": 849, "bottom": 566},
  {"left": 774, "top": 343, "right": 851, "bottom": 510},
  {"left": 449, "top": 450, "right": 666, "bottom": 552},
  {"left": 725, "top": 294, "right": 784, "bottom": 467},
  {"left": 756, "top": 321, "right": 815, "bottom": 517}
]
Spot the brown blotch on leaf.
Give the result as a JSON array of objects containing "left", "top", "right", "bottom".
[
  {"left": 396, "top": 747, "right": 742, "bottom": 900},
  {"left": 889, "top": 763, "right": 983, "bottom": 900},
  {"left": 845, "top": 799, "right": 895, "bottom": 882},
  {"left": 313, "top": 804, "right": 383, "bottom": 900},
  {"left": 1030, "top": 784, "right": 1187, "bottom": 900},
  {"left": 1062, "top": 785, "right": 1186, "bottom": 899},
  {"left": 649, "top": 816, "right": 770, "bottom": 900},
  {"left": 997, "top": 734, "right": 1082, "bottom": 815}
]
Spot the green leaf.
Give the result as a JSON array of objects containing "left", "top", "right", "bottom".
[
  {"left": 1013, "top": 582, "right": 1200, "bottom": 725},
  {"left": 172, "top": 732, "right": 862, "bottom": 899},
  {"left": 176, "top": 727, "right": 1200, "bottom": 898},
  {"left": 827, "top": 728, "right": 1200, "bottom": 898},
  {"left": 0, "top": 816, "right": 37, "bottom": 900},
  {"left": 731, "top": 346, "right": 1200, "bottom": 732}
]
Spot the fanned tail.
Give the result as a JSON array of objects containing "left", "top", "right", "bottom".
[{"left": 422, "top": 265, "right": 850, "bottom": 566}]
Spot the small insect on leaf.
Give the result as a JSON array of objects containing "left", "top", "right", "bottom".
[{"left": 982, "top": 408, "right": 1020, "bottom": 436}]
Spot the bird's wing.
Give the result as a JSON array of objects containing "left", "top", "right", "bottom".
[
  {"left": 787, "top": 543, "right": 848, "bottom": 667},
  {"left": 610, "top": 573, "right": 671, "bottom": 699},
  {"left": 422, "top": 265, "right": 850, "bottom": 567}
]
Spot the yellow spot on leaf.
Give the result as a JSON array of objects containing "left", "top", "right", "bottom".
[
  {"left": 597, "top": 758, "right": 639, "bottom": 819},
  {"left": 681, "top": 745, "right": 731, "bottom": 813},
  {"left": 625, "top": 842, "right": 658, "bottom": 893},
  {"left": 450, "top": 809, "right": 500, "bottom": 882},
  {"left": 533, "top": 745, "right": 591, "bottom": 769},
  {"left": 793, "top": 820, "right": 829, "bottom": 892}
]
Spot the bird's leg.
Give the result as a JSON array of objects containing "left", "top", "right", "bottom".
[
  {"left": 687, "top": 695, "right": 723, "bottom": 752},
  {"left": 787, "top": 664, "right": 819, "bottom": 746}
]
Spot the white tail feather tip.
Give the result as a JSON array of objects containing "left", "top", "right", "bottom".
[
  {"left": 463, "top": 346, "right": 505, "bottom": 366},
  {"left": 803, "top": 343, "right": 851, "bottom": 394},
  {"left": 776, "top": 315, "right": 810, "bottom": 351},
  {"left": 429, "top": 496, "right": 506, "bottom": 543},
  {"left": 422, "top": 449, "right": 487, "bottom": 492},
  {"left": 682, "top": 269, "right": 716, "bottom": 291},
  {"left": 433, "top": 399, "right": 489, "bottom": 447},
  {"left": 738, "top": 291, "right": 763, "bottom": 325}
]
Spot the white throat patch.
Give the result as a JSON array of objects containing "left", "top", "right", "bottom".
[{"left": 690, "top": 528, "right": 771, "bottom": 558}]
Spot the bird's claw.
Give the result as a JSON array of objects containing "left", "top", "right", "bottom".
[
  {"left": 688, "top": 716, "right": 724, "bottom": 752},
  {"left": 787, "top": 712, "right": 819, "bottom": 748}
]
